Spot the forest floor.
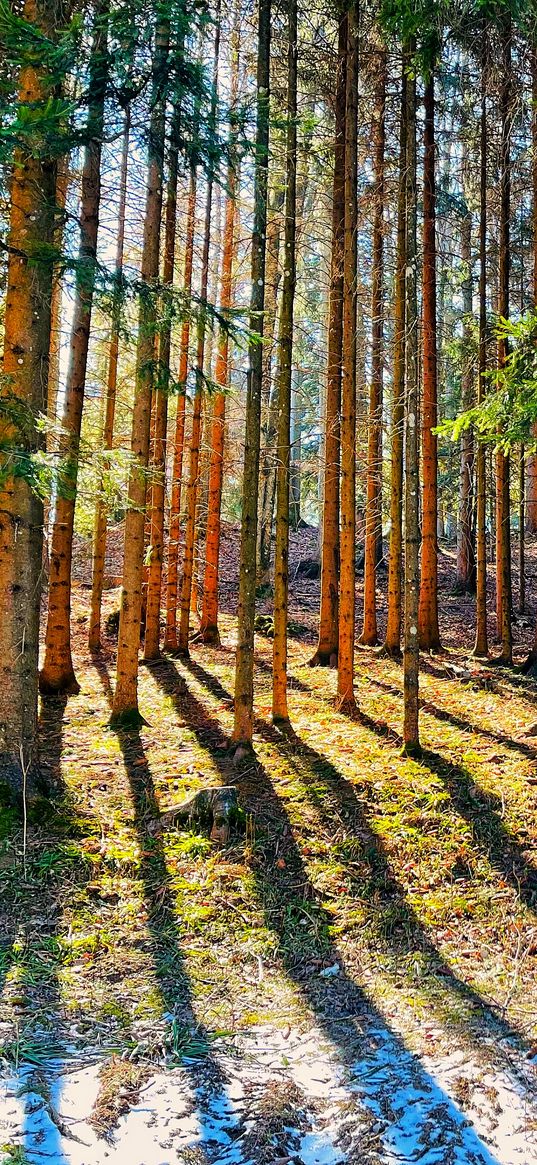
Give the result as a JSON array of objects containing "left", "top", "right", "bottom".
[{"left": 3, "top": 527, "right": 537, "bottom": 1163}]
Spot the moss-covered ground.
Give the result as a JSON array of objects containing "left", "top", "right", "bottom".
[{"left": 2, "top": 584, "right": 537, "bottom": 1092}]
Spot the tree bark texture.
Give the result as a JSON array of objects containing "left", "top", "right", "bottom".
[
  {"left": 495, "top": 18, "right": 513, "bottom": 665},
  {"left": 403, "top": 54, "right": 420, "bottom": 754},
  {"left": 41, "top": 0, "right": 109, "bottom": 694},
  {"left": 418, "top": 72, "right": 440, "bottom": 653},
  {"left": 144, "top": 101, "right": 181, "bottom": 660},
  {"left": 232, "top": 0, "right": 271, "bottom": 746},
  {"left": 199, "top": 10, "right": 241, "bottom": 645},
  {"left": 177, "top": 6, "right": 221, "bottom": 656},
  {"left": 112, "top": 15, "right": 169, "bottom": 720},
  {"left": 526, "top": 50, "right": 537, "bottom": 533},
  {"left": 164, "top": 166, "right": 197, "bottom": 651},
  {"left": 0, "top": 0, "right": 58, "bottom": 795},
  {"left": 384, "top": 57, "right": 407, "bottom": 658},
  {"left": 310, "top": 13, "right": 347, "bottom": 667},
  {"left": 337, "top": 7, "right": 358, "bottom": 712},
  {"left": 272, "top": 0, "right": 297, "bottom": 724},
  {"left": 456, "top": 205, "right": 475, "bottom": 593},
  {"left": 89, "top": 106, "right": 130, "bottom": 651},
  {"left": 361, "top": 50, "right": 385, "bottom": 646},
  {"left": 474, "top": 32, "right": 489, "bottom": 659}
]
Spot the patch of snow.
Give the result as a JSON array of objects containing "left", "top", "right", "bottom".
[
  {"left": 349, "top": 1026, "right": 536, "bottom": 1165},
  {"left": 299, "top": 1127, "right": 345, "bottom": 1165},
  {"left": 1, "top": 1017, "right": 537, "bottom": 1164}
]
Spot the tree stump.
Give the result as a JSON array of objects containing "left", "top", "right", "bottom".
[{"left": 151, "top": 786, "right": 239, "bottom": 844}]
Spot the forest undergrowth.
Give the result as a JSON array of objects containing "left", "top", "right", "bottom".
[{"left": 2, "top": 530, "right": 537, "bottom": 1098}]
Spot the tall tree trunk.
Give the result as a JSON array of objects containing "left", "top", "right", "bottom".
[
  {"left": 418, "top": 72, "right": 440, "bottom": 653},
  {"left": 0, "top": 0, "right": 58, "bottom": 797},
  {"left": 272, "top": 0, "right": 297, "bottom": 725},
  {"left": 192, "top": 184, "right": 223, "bottom": 619},
  {"left": 111, "top": 15, "right": 169, "bottom": 721},
  {"left": 144, "top": 100, "right": 181, "bottom": 660},
  {"left": 257, "top": 185, "right": 285, "bottom": 584},
  {"left": 199, "top": 12, "right": 241, "bottom": 645},
  {"left": 456, "top": 204, "right": 475, "bottom": 593},
  {"left": 519, "top": 445, "right": 525, "bottom": 613},
  {"left": 89, "top": 106, "right": 130, "bottom": 651},
  {"left": 523, "top": 51, "right": 537, "bottom": 672},
  {"left": 259, "top": 128, "right": 314, "bottom": 578},
  {"left": 474, "top": 31, "right": 489, "bottom": 659},
  {"left": 232, "top": 0, "right": 271, "bottom": 748},
  {"left": 383, "top": 55, "right": 407, "bottom": 659},
  {"left": 337, "top": 6, "right": 358, "bottom": 712},
  {"left": 309, "top": 14, "right": 346, "bottom": 667},
  {"left": 495, "top": 17, "right": 512, "bottom": 666},
  {"left": 177, "top": 7, "right": 221, "bottom": 657},
  {"left": 44, "top": 153, "right": 69, "bottom": 571},
  {"left": 164, "top": 166, "right": 197, "bottom": 651},
  {"left": 403, "top": 50, "right": 420, "bottom": 755},
  {"left": 289, "top": 380, "right": 303, "bottom": 530},
  {"left": 40, "top": 1, "right": 109, "bottom": 694},
  {"left": 47, "top": 159, "right": 69, "bottom": 441},
  {"left": 526, "top": 50, "right": 537, "bottom": 533},
  {"left": 361, "top": 48, "right": 385, "bottom": 646}
]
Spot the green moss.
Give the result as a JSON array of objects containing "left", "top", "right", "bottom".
[{"left": 1, "top": 1147, "right": 30, "bottom": 1165}]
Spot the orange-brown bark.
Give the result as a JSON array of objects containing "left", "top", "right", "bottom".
[
  {"left": 526, "top": 52, "right": 537, "bottom": 533},
  {"left": 164, "top": 169, "right": 197, "bottom": 651},
  {"left": 144, "top": 103, "right": 181, "bottom": 660},
  {"left": 272, "top": 0, "right": 297, "bottom": 724},
  {"left": 232, "top": 0, "right": 271, "bottom": 746},
  {"left": 177, "top": 8, "right": 221, "bottom": 656},
  {"left": 474, "top": 31, "right": 488, "bottom": 659},
  {"left": 112, "top": 16, "right": 169, "bottom": 721},
  {"left": 310, "top": 13, "right": 346, "bottom": 668},
  {"left": 47, "top": 159, "right": 69, "bottom": 442},
  {"left": 89, "top": 107, "right": 130, "bottom": 651},
  {"left": 403, "top": 55, "right": 420, "bottom": 754},
  {"left": 199, "top": 15, "right": 240, "bottom": 645},
  {"left": 456, "top": 204, "right": 475, "bottom": 594},
  {"left": 257, "top": 186, "right": 285, "bottom": 584},
  {"left": 41, "top": 1, "right": 109, "bottom": 694},
  {"left": 0, "top": 0, "right": 58, "bottom": 794}
]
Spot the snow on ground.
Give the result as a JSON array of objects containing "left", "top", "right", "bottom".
[{"left": 1, "top": 1021, "right": 536, "bottom": 1164}]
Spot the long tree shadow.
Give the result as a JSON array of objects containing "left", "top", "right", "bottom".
[
  {"left": 254, "top": 647, "right": 537, "bottom": 769},
  {"left": 304, "top": 676, "right": 537, "bottom": 922},
  {"left": 420, "top": 747, "right": 537, "bottom": 911},
  {"left": 150, "top": 655, "right": 533, "bottom": 1161},
  {"left": 417, "top": 652, "right": 537, "bottom": 710},
  {"left": 7, "top": 665, "right": 235, "bottom": 1165},
  {"left": 0, "top": 694, "right": 126, "bottom": 1162},
  {"left": 367, "top": 674, "right": 537, "bottom": 763},
  {"left": 325, "top": 672, "right": 537, "bottom": 917},
  {"left": 180, "top": 657, "right": 537, "bottom": 1052},
  {"left": 262, "top": 722, "right": 537, "bottom": 1047},
  {"left": 0, "top": 696, "right": 70, "bottom": 1053},
  {"left": 93, "top": 657, "right": 232, "bottom": 1066},
  {"left": 235, "top": 652, "right": 537, "bottom": 927},
  {"left": 351, "top": 703, "right": 537, "bottom": 924},
  {"left": 247, "top": 637, "right": 537, "bottom": 767}
]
